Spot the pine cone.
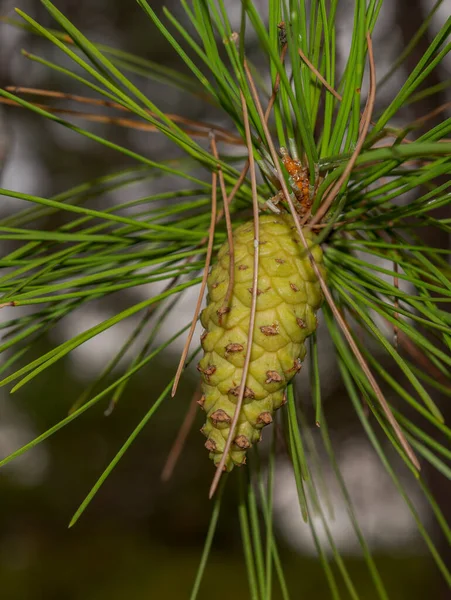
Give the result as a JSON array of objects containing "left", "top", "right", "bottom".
[{"left": 198, "top": 213, "right": 324, "bottom": 470}]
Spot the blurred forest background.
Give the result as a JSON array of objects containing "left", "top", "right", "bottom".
[{"left": 0, "top": 1, "right": 450, "bottom": 598}]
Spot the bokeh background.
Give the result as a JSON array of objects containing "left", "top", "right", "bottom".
[{"left": 0, "top": 1, "right": 450, "bottom": 598}]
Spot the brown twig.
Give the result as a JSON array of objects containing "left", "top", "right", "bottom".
[
  {"left": 0, "top": 301, "right": 15, "bottom": 309},
  {"left": 96, "top": 275, "right": 190, "bottom": 418},
  {"left": 264, "top": 44, "right": 288, "bottom": 122},
  {"left": 207, "top": 40, "right": 290, "bottom": 492},
  {"left": 159, "top": 158, "right": 250, "bottom": 476},
  {"left": 164, "top": 159, "right": 249, "bottom": 473},
  {"left": 243, "top": 39, "right": 420, "bottom": 471},
  {"left": 161, "top": 385, "right": 201, "bottom": 482},
  {"left": 366, "top": 230, "right": 450, "bottom": 385},
  {"left": 2, "top": 88, "right": 243, "bottom": 146},
  {"left": 222, "top": 161, "right": 250, "bottom": 210},
  {"left": 208, "top": 90, "right": 261, "bottom": 498},
  {"left": 5, "top": 86, "right": 240, "bottom": 140},
  {"left": 298, "top": 48, "right": 342, "bottom": 101},
  {"left": 407, "top": 101, "right": 451, "bottom": 130},
  {"left": 310, "top": 35, "right": 377, "bottom": 226},
  {"left": 171, "top": 138, "right": 218, "bottom": 398},
  {"left": 210, "top": 135, "right": 235, "bottom": 314},
  {"left": 170, "top": 158, "right": 249, "bottom": 398}
]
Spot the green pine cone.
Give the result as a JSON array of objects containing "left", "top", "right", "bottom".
[{"left": 198, "top": 213, "right": 325, "bottom": 470}]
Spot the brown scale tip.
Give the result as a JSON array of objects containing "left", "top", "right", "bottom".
[
  {"left": 197, "top": 394, "right": 206, "bottom": 409},
  {"left": 260, "top": 324, "right": 279, "bottom": 336},
  {"left": 225, "top": 343, "right": 244, "bottom": 353},
  {"left": 197, "top": 364, "right": 217, "bottom": 382},
  {"left": 216, "top": 306, "right": 230, "bottom": 324},
  {"left": 296, "top": 317, "right": 306, "bottom": 329},
  {"left": 275, "top": 258, "right": 285, "bottom": 264},
  {"left": 257, "top": 412, "right": 273, "bottom": 425},
  {"left": 286, "top": 358, "right": 302, "bottom": 373},
  {"left": 290, "top": 282, "right": 299, "bottom": 292},
  {"left": 209, "top": 409, "right": 231, "bottom": 425},
  {"left": 212, "top": 459, "right": 229, "bottom": 471},
  {"left": 265, "top": 370, "right": 283, "bottom": 384},
  {"left": 200, "top": 331, "right": 208, "bottom": 342},
  {"left": 234, "top": 435, "right": 251, "bottom": 449},
  {"left": 205, "top": 439, "right": 217, "bottom": 452},
  {"left": 228, "top": 385, "right": 255, "bottom": 399},
  {"left": 238, "top": 264, "right": 249, "bottom": 270}
]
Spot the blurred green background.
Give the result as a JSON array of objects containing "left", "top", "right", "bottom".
[{"left": 0, "top": 349, "right": 445, "bottom": 600}]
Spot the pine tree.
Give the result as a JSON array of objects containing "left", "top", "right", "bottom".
[{"left": 0, "top": 1, "right": 450, "bottom": 597}]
